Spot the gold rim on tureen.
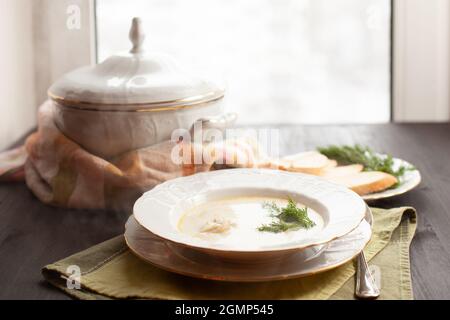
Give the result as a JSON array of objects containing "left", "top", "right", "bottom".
[{"left": 48, "top": 90, "right": 225, "bottom": 113}]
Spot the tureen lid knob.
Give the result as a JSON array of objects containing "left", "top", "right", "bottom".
[{"left": 129, "top": 17, "right": 145, "bottom": 54}]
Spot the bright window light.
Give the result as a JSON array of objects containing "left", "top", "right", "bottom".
[{"left": 96, "top": 0, "right": 391, "bottom": 124}]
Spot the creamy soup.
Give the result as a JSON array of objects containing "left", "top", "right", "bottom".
[{"left": 178, "top": 196, "right": 324, "bottom": 249}]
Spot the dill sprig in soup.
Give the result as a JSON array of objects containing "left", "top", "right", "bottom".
[{"left": 258, "top": 198, "right": 316, "bottom": 233}]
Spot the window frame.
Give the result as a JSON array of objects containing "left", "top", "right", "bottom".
[{"left": 392, "top": 0, "right": 450, "bottom": 122}]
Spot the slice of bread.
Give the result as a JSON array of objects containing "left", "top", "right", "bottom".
[
  {"left": 321, "top": 164, "right": 363, "bottom": 178},
  {"left": 323, "top": 159, "right": 338, "bottom": 170},
  {"left": 326, "top": 171, "right": 398, "bottom": 195},
  {"left": 273, "top": 151, "right": 330, "bottom": 175}
]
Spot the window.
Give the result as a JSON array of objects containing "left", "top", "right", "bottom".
[{"left": 98, "top": 0, "right": 391, "bottom": 124}]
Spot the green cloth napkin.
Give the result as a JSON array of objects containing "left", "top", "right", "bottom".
[{"left": 43, "top": 207, "right": 417, "bottom": 300}]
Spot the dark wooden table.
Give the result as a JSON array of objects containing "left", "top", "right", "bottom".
[{"left": 1, "top": 123, "right": 449, "bottom": 299}]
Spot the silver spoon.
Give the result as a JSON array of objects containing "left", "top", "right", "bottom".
[{"left": 355, "top": 207, "right": 380, "bottom": 299}]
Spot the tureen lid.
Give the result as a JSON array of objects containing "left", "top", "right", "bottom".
[{"left": 48, "top": 18, "right": 224, "bottom": 111}]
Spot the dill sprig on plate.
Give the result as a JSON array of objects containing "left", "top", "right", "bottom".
[
  {"left": 317, "top": 144, "right": 415, "bottom": 180},
  {"left": 258, "top": 198, "right": 316, "bottom": 233}
]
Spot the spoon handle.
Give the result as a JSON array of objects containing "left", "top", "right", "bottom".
[{"left": 355, "top": 251, "right": 380, "bottom": 299}]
